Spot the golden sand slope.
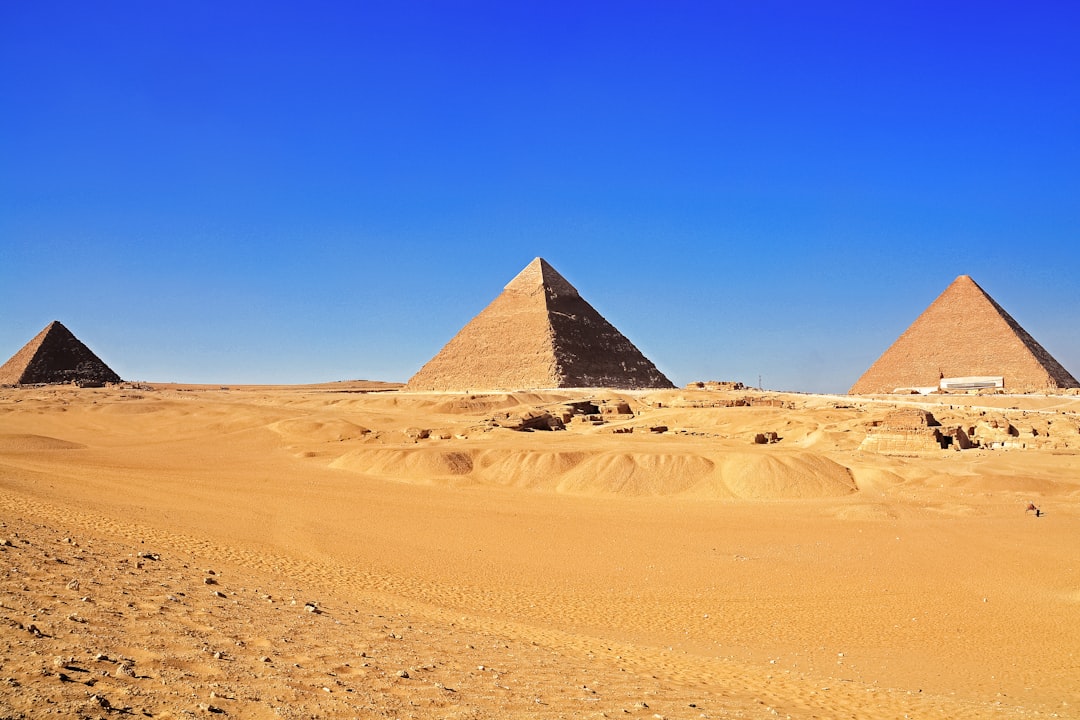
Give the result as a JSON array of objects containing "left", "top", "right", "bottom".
[{"left": 1, "top": 383, "right": 1079, "bottom": 718}]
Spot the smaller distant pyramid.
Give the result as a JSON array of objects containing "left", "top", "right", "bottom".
[
  {"left": 850, "top": 275, "right": 1079, "bottom": 394},
  {"left": 0, "top": 321, "right": 121, "bottom": 387},
  {"left": 407, "top": 258, "right": 674, "bottom": 391}
]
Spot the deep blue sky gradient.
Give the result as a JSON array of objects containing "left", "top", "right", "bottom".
[{"left": 2, "top": 2, "right": 1078, "bottom": 391}]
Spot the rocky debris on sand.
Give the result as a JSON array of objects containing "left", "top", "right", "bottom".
[
  {"left": 686, "top": 380, "right": 746, "bottom": 391},
  {"left": 490, "top": 409, "right": 565, "bottom": 432},
  {"left": 404, "top": 427, "right": 431, "bottom": 442}
]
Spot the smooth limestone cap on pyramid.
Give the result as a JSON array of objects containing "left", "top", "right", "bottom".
[
  {"left": 0, "top": 321, "right": 121, "bottom": 386},
  {"left": 850, "top": 275, "right": 1079, "bottom": 394},
  {"left": 407, "top": 258, "right": 674, "bottom": 391}
]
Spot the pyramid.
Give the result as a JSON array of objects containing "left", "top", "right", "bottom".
[
  {"left": 407, "top": 258, "right": 674, "bottom": 391},
  {"left": 850, "top": 275, "right": 1078, "bottom": 394},
  {"left": 0, "top": 321, "right": 122, "bottom": 387}
]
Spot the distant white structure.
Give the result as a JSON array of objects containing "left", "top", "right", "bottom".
[{"left": 939, "top": 376, "right": 1004, "bottom": 391}]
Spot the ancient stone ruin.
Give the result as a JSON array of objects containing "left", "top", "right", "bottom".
[
  {"left": 407, "top": 258, "right": 674, "bottom": 391},
  {"left": 861, "top": 406, "right": 1080, "bottom": 453},
  {"left": 850, "top": 275, "right": 1079, "bottom": 394},
  {"left": 489, "top": 409, "right": 566, "bottom": 432},
  {"left": 859, "top": 409, "right": 971, "bottom": 455},
  {"left": 685, "top": 380, "right": 747, "bottom": 391},
  {"left": 0, "top": 321, "right": 121, "bottom": 387}
]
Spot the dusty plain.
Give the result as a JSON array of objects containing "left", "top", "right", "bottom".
[{"left": 1, "top": 382, "right": 1078, "bottom": 719}]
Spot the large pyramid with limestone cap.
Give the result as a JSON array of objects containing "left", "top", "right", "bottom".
[
  {"left": 850, "top": 275, "right": 1078, "bottom": 394},
  {"left": 0, "top": 321, "right": 121, "bottom": 386},
  {"left": 407, "top": 258, "right": 674, "bottom": 391}
]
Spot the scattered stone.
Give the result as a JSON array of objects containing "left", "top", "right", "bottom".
[
  {"left": 491, "top": 409, "right": 565, "bottom": 432},
  {"left": 687, "top": 380, "right": 746, "bottom": 391},
  {"left": 403, "top": 427, "right": 431, "bottom": 441},
  {"left": 66, "top": 579, "right": 80, "bottom": 590},
  {"left": 396, "top": 670, "right": 410, "bottom": 679}
]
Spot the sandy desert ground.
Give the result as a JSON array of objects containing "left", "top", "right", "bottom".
[{"left": 1, "top": 382, "right": 1078, "bottom": 719}]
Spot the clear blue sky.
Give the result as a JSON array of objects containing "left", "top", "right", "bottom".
[{"left": 2, "top": 2, "right": 1078, "bottom": 392}]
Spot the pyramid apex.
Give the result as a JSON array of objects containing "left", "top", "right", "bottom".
[
  {"left": 943, "top": 274, "right": 990, "bottom": 297},
  {"left": 504, "top": 257, "right": 579, "bottom": 297}
]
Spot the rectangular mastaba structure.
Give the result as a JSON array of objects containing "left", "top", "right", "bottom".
[
  {"left": 850, "top": 275, "right": 1078, "bottom": 394},
  {"left": 0, "top": 321, "right": 121, "bottom": 386},
  {"left": 407, "top": 258, "right": 674, "bottom": 391}
]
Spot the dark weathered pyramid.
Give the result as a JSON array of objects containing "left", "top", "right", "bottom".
[
  {"left": 850, "top": 275, "right": 1078, "bottom": 394},
  {"left": 0, "top": 321, "right": 121, "bottom": 386},
  {"left": 407, "top": 258, "right": 674, "bottom": 391}
]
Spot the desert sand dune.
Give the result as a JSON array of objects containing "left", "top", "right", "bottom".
[{"left": 2, "top": 383, "right": 1079, "bottom": 718}]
